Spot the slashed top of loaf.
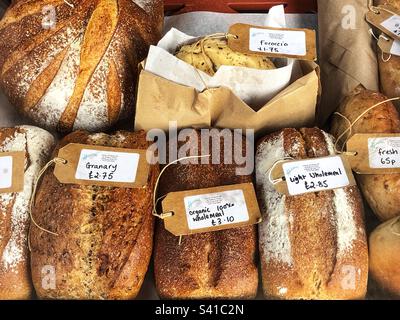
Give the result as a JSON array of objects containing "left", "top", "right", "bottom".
[{"left": 0, "top": 126, "right": 54, "bottom": 272}]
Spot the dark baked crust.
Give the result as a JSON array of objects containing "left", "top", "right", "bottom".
[
  {"left": 256, "top": 128, "right": 368, "bottom": 300},
  {"left": 30, "top": 130, "right": 158, "bottom": 299},
  {"left": 331, "top": 89, "right": 400, "bottom": 221},
  {"left": 154, "top": 129, "right": 258, "bottom": 299}
]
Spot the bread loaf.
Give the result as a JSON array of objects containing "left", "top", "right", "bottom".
[
  {"left": 0, "top": 125, "right": 54, "bottom": 300},
  {"left": 369, "top": 216, "right": 400, "bottom": 297},
  {"left": 0, "top": 0, "right": 163, "bottom": 132},
  {"left": 154, "top": 129, "right": 258, "bottom": 299},
  {"left": 376, "top": 0, "right": 400, "bottom": 106},
  {"left": 30, "top": 130, "right": 158, "bottom": 299},
  {"left": 330, "top": 88, "right": 400, "bottom": 221},
  {"left": 256, "top": 128, "right": 368, "bottom": 300},
  {"left": 175, "top": 37, "right": 275, "bottom": 75}
]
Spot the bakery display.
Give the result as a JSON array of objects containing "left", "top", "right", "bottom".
[
  {"left": 175, "top": 37, "right": 275, "bottom": 75},
  {"left": 376, "top": 0, "right": 400, "bottom": 106},
  {"left": 154, "top": 129, "right": 258, "bottom": 299},
  {"left": 256, "top": 127, "right": 368, "bottom": 300},
  {"left": 369, "top": 216, "right": 400, "bottom": 297},
  {"left": 0, "top": 125, "right": 55, "bottom": 300},
  {"left": 331, "top": 88, "right": 400, "bottom": 221},
  {"left": 30, "top": 130, "right": 158, "bottom": 299},
  {"left": 0, "top": 0, "right": 163, "bottom": 132}
]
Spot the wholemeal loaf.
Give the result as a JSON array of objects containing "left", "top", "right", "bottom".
[
  {"left": 154, "top": 129, "right": 258, "bottom": 299},
  {"left": 331, "top": 88, "right": 400, "bottom": 221},
  {"left": 0, "top": 0, "right": 163, "bottom": 132},
  {"left": 30, "top": 130, "right": 158, "bottom": 299},
  {"left": 0, "top": 125, "right": 54, "bottom": 300},
  {"left": 369, "top": 216, "right": 400, "bottom": 297},
  {"left": 376, "top": 0, "right": 400, "bottom": 106},
  {"left": 256, "top": 128, "right": 368, "bottom": 300},
  {"left": 175, "top": 37, "right": 275, "bottom": 75}
]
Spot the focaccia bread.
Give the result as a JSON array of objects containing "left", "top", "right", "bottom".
[
  {"left": 376, "top": 0, "right": 400, "bottom": 106},
  {"left": 369, "top": 216, "right": 400, "bottom": 297},
  {"left": 0, "top": 125, "right": 55, "bottom": 300},
  {"left": 175, "top": 37, "right": 275, "bottom": 75},
  {"left": 30, "top": 130, "right": 158, "bottom": 299},
  {"left": 330, "top": 88, "right": 400, "bottom": 221},
  {"left": 154, "top": 129, "right": 258, "bottom": 299},
  {"left": 0, "top": 0, "right": 163, "bottom": 132},
  {"left": 256, "top": 127, "right": 368, "bottom": 300}
]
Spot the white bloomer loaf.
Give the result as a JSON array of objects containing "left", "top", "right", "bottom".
[
  {"left": 0, "top": 125, "right": 55, "bottom": 299},
  {"left": 255, "top": 128, "right": 368, "bottom": 300}
]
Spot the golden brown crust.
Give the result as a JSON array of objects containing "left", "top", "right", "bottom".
[
  {"left": 369, "top": 217, "right": 400, "bottom": 296},
  {"left": 0, "top": 0, "right": 163, "bottom": 132},
  {"left": 30, "top": 130, "right": 158, "bottom": 299},
  {"left": 256, "top": 128, "right": 368, "bottom": 300},
  {"left": 331, "top": 89, "right": 400, "bottom": 221},
  {"left": 154, "top": 129, "right": 258, "bottom": 299}
]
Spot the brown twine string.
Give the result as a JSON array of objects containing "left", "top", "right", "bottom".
[
  {"left": 333, "top": 97, "right": 400, "bottom": 155},
  {"left": 29, "top": 157, "right": 67, "bottom": 237},
  {"left": 369, "top": 29, "right": 393, "bottom": 62},
  {"left": 152, "top": 154, "right": 211, "bottom": 219},
  {"left": 267, "top": 157, "right": 295, "bottom": 185},
  {"left": 390, "top": 216, "right": 400, "bottom": 236},
  {"left": 369, "top": 0, "right": 399, "bottom": 16},
  {"left": 63, "top": 0, "right": 74, "bottom": 8}
]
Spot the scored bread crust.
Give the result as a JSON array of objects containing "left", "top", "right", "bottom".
[
  {"left": 330, "top": 88, "right": 400, "bottom": 221},
  {"left": 30, "top": 130, "right": 158, "bottom": 299},
  {"left": 154, "top": 129, "right": 258, "bottom": 299},
  {"left": 0, "top": 125, "right": 55, "bottom": 300},
  {"left": 256, "top": 127, "right": 368, "bottom": 300},
  {"left": 0, "top": 0, "right": 163, "bottom": 132}
]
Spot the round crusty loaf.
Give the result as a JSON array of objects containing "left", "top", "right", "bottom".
[
  {"left": 369, "top": 217, "right": 400, "bottom": 297},
  {"left": 0, "top": 0, "right": 163, "bottom": 132},
  {"left": 0, "top": 125, "right": 55, "bottom": 300},
  {"left": 175, "top": 37, "right": 275, "bottom": 75},
  {"left": 330, "top": 88, "right": 400, "bottom": 221},
  {"left": 376, "top": 0, "right": 400, "bottom": 106},
  {"left": 30, "top": 130, "right": 158, "bottom": 299}
]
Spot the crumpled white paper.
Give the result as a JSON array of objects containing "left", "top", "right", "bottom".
[{"left": 145, "top": 5, "right": 296, "bottom": 108}]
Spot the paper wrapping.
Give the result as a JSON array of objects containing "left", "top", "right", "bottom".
[{"left": 317, "top": 0, "right": 379, "bottom": 125}]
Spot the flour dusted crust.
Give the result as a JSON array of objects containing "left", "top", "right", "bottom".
[
  {"left": 30, "top": 130, "right": 158, "bottom": 299},
  {"left": 0, "top": 0, "right": 163, "bottom": 132},
  {"left": 154, "top": 129, "right": 258, "bottom": 299},
  {"left": 331, "top": 88, "right": 400, "bottom": 221},
  {"left": 256, "top": 128, "right": 368, "bottom": 300},
  {"left": 0, "top": 125, "right": 55, "bottom": 300}
]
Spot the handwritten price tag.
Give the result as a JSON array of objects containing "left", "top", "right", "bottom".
[
  {"left": 0, "top": 156, "right": 13, "bottom": 189},
  {"left": 381, "top": 15, "right": 400, "bottom": 38},
  {"left": 283, "top": 156, "right": 351, "bottom": 196},
  {"left": 368, "top": 137, "right": 400, "bottom": 168}
]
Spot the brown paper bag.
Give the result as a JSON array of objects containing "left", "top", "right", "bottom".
[
  {"left": 134, "top": 60, "right": 320, "bottom": 137},
  {"left": 317, "top": 0, "right": 379, "bottom": 125}
]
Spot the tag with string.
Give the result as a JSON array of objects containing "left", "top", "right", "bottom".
[
  {"left": 366, "top": 4, "right": 400, "bottom": 42},
  {"left": 0, "top": 151, "right": 25, "bottom": 194},
  {"left": 377, "top": 34, "right": 400, "bottom": 57},
  {"left": 152, "top": 155, "right": 262, "bottom": 238},
  {"left": 269, "top": 155, "right": 356, "bottom": 196},
  {"left": 227, "top": 23, "right": 317, "bottom": 61}
]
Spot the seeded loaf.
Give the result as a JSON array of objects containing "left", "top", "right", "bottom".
[
  {"left": 0, "top": 0, "right": 163, "bottom": 132},
  {"left": 154, "top": 129, "right": 258, "bottom": 299},
  {"left": 369, "top": 216, "right": 400, "bottom": 297},
  {"left": 30, "top": 130, "right": 158, "bottom": 299},
  {"left": 330, "top": 88, "right": 400, "bottom": 221},
  {"left": 0, "top": 125, "right": 55, "bottom": 300},
  {"left": 256, "top": 127, "right": 368, "bottom": 300}
]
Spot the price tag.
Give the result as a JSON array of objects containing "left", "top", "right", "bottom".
[
  {"left": 366, "top": 5, "right": 400, "bottom": 42},
  {"left": 54, "top": 143, "right": 150, "bottom": 188},
  {"left": 161, "top": 183, "right": 262, "bottom": 236},
  {"left": 227, "top": 23, "right": 317, "bottom": 61},
  {"left": 377, "top": 35, "right": 400, "bottom": 56},
  {"left": 271, "top": 155, "right": 355, "bottom": 196},
  {"left": 345, "top": 134, "right": 400, "bottom": 174},
  {"left": 381, "top": 15, "right": 400, "bottom": 38},
  {"left": 0, "top": 152, "right": 25, "bottom": 194}
]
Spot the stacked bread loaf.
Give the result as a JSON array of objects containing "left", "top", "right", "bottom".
[
  {"left": 0, "top": 125, "right": 54, "bottom": 299},
  {"left": 256, "top": 127, "right": 368, "bottom": 300},
  {"left": 30, "top": 130, "right": 158, "bottom": 299},
  {"left": 331, "top": 88, "right": 400, "bottom": 221},
  {"left": 154, "top": 129, "right": 258, "bottom": 299}
]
